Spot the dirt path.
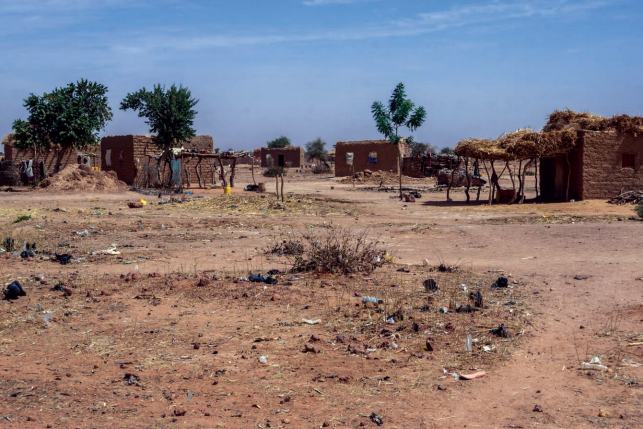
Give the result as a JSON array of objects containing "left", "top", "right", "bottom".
[{"left": 0, "top": 176, "right": 640, "bottom": 428}]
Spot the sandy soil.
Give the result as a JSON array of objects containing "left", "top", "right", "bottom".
[{"left": 0, "top": 168, "right": 641, "bottom": 428}]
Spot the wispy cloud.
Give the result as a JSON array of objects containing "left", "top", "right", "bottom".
[{"left": 111, "top": 0, "right": 612, "bottom": 52}]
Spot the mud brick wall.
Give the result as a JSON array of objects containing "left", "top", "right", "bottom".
[
  {"left": 334, "top": 141, "right": 403, "bottom": 177},
  {"left": 402, "top": 156, "right": 426, "bottom": 178},
  {"left": 260, "top": 147, "right": 304, "bottom": 168},
  {"left": 101, "top": 135, "right": 215, "bottom": 187},
  {"left": 581, "top": 131, "right": 642, "bottom": 199},
  {"left": 4, "top": 137, "right": 100, "bottom": 179}
]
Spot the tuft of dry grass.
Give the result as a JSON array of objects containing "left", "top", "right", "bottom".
[{"left": 291, "top": 227, "right": 385, "bottom": 275}]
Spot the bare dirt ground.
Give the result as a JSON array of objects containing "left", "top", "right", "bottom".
[{"left": 0, "top": 167, "right": 641, "bottom": 428}]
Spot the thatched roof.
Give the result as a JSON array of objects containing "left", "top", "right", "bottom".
[
  {"left": 544, "top": 109, "right": 643, "bottom": 136},
  {"left": 456, "top": 110, "right": 642, "bottom": 161},
  {"left": 454, "top": 138, "right": 509, "bottom": 160}
]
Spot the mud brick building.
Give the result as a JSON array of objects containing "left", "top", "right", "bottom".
[
  {"left": 101, "top": 135, "right": 214, "bottom": 186},
  {"left": 2, "top": 134, "right": 100, "bottom": 178},
  {"left": 540, "top": 130, "right": 642, "bottom": 200},
  {"left": 334, "top": 140, "right": 408, "bottom": 177},
  {"left": 260, "top": 147, "right": 304, "bottom": 168}
]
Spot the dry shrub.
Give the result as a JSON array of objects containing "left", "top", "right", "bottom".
[
  {"left": 636, "top": 202, "right": 643, "bottom": 218},
  {"left": 292, "top": 227, "right": 385, "bottom": 274},
  {"left": 266, "top": 239, "right": 305, "bottom": 256}
]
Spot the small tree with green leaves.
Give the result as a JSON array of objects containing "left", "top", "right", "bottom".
[
  {"left": 267, "top": 136, "right": 291, "bottom": 148},
  {"left": 409, "top": 141, "right": 435, "bottom": 158},
  {"left": 440, "top": 147, "right": 455, "bottom": 155},
  {"left": 371, "top": 83, "right": 426, "bottom": 198},
  {"left": 11, "top": 79, "right": 112, "bottom": 174},
  {"left": 120, "top": 84, "right": 198, "bottom": 187}
]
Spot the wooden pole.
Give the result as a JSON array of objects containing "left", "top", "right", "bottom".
[{"left": 464, "top": 157, "right": 471, "bottom": 203}]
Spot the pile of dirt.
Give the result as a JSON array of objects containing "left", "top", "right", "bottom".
[{"left": 39, "top": 165, "right": 128, "bottom": 192}]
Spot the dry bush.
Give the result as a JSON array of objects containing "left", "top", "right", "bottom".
[
  {"left": 292, "top": 227, "right": 385, "bottom": 274},
  {"left": 636, "top": 202, "right": 643, "bottom": 218},
  {"left": 266, "top": 239, "right": 305, "bottom": 256}
]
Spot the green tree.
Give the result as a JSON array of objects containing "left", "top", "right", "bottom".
[
  {"left": 409, "top": 141, "right": 434, "bottom": 157},
  {"left": 371, "top": 82, "right": 427, "bottom": 198},
  {"left": 120, "top": 84, "right": 198, "bottom": 186},
  {"left": 305, "top": 138, "right": 328, "bottom": 162},
  {"left": 267, "top": 136, "right": 291, "bottom": 148},
  {"left": 11, "top": 79, "right": 113, "bottom": 171},
  {"left": 440, "top": 147, "right": 455, "bottom": 155}
]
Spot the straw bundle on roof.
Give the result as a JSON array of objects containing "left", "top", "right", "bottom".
[
  {"left": 544, "top": 109, "right": 643, "bottom": 135},
  {"left": 498, "top": 128, "right": 577, "bottom": 158},
  {"left": 454, "top": 138, "right": 509, "bottom": 160}
]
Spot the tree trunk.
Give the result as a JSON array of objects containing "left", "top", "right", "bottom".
[
  {"left": 513, "top": 160, "right": 523, "bottom": 203},
  {"left": 534, "top": 158, "right": 539, "bottom": 198},
  {"left": 251, "top": 157, "right": 256, "bottom": 185},
  {"left": 195, "top": 158, "right": 203, "bottom": 188},
  {"left": 491, "top": 161, "right": 504, "bottom": 204},
  {"left": 464, "top": 157, "right": 471, "bottom": 203},
  {"left": 446, "top": 158, "right": 458, "bottom": 202},
  {"left": 565, "top": 153, "right": 571, "bottom": 201},
  {"left": 519, "top": 159, "right": 532, "bottom": 204},
  {"left": 482, "top": 160, "right": 492, "bottom": 205},
  {"left": 230, "top": 159, "right": 237, "bottom": 188},
  {"left": 397, "top": 142, "right": 403, "bottom": 200},
  {"left": 275, "top": 175, "right": 280, "bottom": 199},
  {"left": 280, "top": 173, "right": 285, "bottom": 202},
  {"left": 217, "top": 158, "right": 227, "bottom": 188}
]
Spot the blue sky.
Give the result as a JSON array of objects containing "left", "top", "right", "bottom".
[{"left": 1, "top": 0, "right": 642, "bottom": 150}]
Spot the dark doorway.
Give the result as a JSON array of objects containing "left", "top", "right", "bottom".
[{"left": 278, "top": 154, "right": 285, "bottom": 167}]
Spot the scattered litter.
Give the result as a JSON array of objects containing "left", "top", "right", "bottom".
[
  {"left": 54, "top": 253, "right": 73, "bottom": 265},
  {"left": 581, "top": 356, "right": 608, "bottom": 371},
  {"left": 573, "top": 274, "right": 591, "bottom": 280},
  {"left": 3, "top": 281, "right": 26, "bottom": 300},
  {"left": 490, "top": 324, "right": 510, "bottom": 338},
  {"left": 465, "top": 334, "right": 473, "bottom": 352},
  {"left": 482, "top": 345, "right": 494, "bottom": 353},
  {"left": 361, "top": 296, "right": 383, "bottom": 305},
  {"left": 459, "top": 371, "right": 486, "bottom": 380},
  {"left": 123, "top": 373, "right": 141, "bottom": 386},
  {"left": 258, "top": 355, "right": 268, "bottom": 364},
  {"left": 51, "top": 283, "right": 72, "bottom": 297},
  {"left": 302, "top": 319, "right": 321, "bottom": 325},
  {"left": 470, "top": 290, "right": 484, "bottom": 308},
  {"left": 459, "top": 283, "right": 468, "bottom": 292},
  {"left": 92, "top": 244, "right": 121, "bottom": 256},
  {"left": 369, "top": 412, "right": 384, "bottom": 426},
  {"left": 42, "top": 311, "right": 54, "bottom": 326},
  {"left": 439, "top": 306, "right": 449, "bottom": 314},
  {"left": 75, "top": 229, "right": 90, "bottom": 237},
  {"left": 128, "top": 201, "right": 144, "bottom": 209},
  {"left": 533, "top": 404, "right": 543, "bottom": 413},
  {"left": 20, "top": 242, "right": 36, "bottom": 259},
  {"left": 456, "top": 304, "right": 479, "bottom": 313},
  {"left": 423, "top": 278, "right": 439, "bottom": 292},
  {"left": 492, "top": 276, "right": 509, "bottom": 288},
  {"left": 248, "top": 273, "right": 278, "bottom": 285}
]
